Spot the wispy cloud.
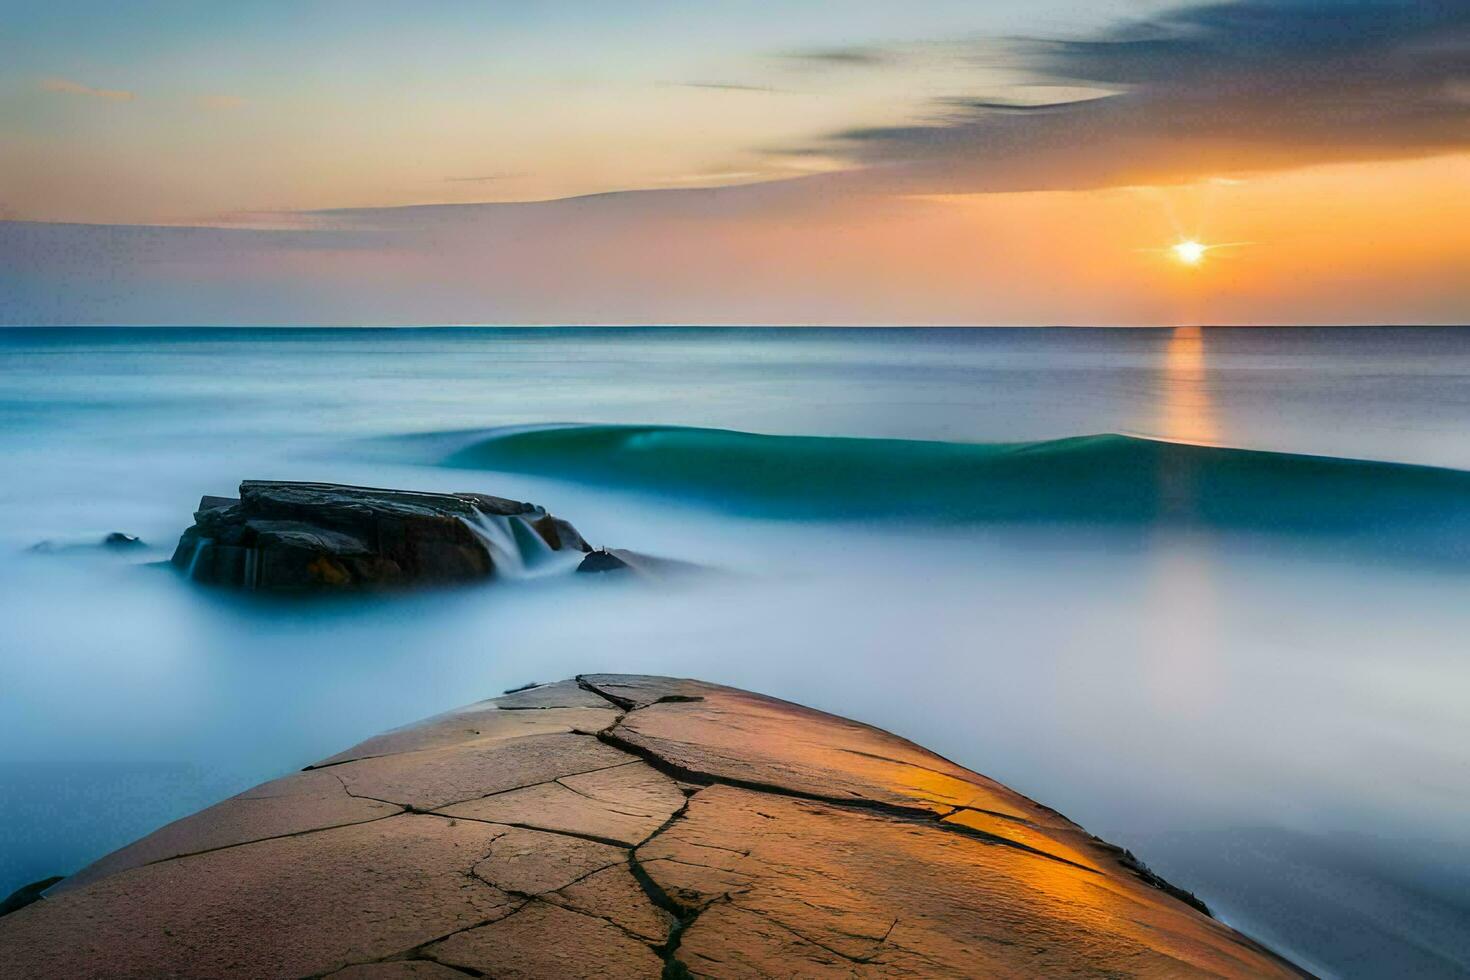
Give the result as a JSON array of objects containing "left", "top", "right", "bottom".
[
  {"left": 40, "top": 77, "right": 134, "bottom": 101},
  {"left": 442, "top": 173, "right": 527, "bottom": 183},
  {"left": 811, "top": 0, "right": 1470, "bottom": 193},
  {"left": 656, "top": 170, "right": 769, "bottom": 184},
  {"left": 669, "top": 81, "right": 782, "bottom": 93},
  {"left": 781, "top": 47, "right": 891, "bottom": 67}
]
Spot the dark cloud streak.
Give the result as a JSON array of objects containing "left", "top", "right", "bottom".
[
  {"left": 442, "top": 173, "right": 527, "bottom": 183},
  {"left": 779, "top": 47, "right": 891, "bottom": 67},
  {"left": 667, "top": 81, "right": 783, "bottom": 93},
  {"left": 818, "top": 0, "right": 1470, "bottom": 192}
]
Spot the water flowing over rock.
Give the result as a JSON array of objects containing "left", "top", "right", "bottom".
[
  {"left": 0, "top": 676, "right": 1303, "bottom": 978},
  {"left": 169, "top": 481, "right": 591, "bottom": 592}
]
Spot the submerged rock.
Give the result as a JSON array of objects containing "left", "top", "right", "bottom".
[
  {"left": 102, "top": 532, "right": 144, "bottom": 549},
  {"left": 0, "top": 676, "right": 1302, "bottom": 978},
  {"left": 577, "top": 547, "right": 701, "bottom": 578},
  {"left": 28, "top": 533, "right": 145, "bottom": 554},
  {"left": 577, "top": 547, "right": 631, "bottom": 573},
  {"left": 170, "top": 481, "right": 591, "bottom": 592}
]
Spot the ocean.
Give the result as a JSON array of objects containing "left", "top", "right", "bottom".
[{"left": 1, "top": 326, "right": 1467, "bottom": 977}]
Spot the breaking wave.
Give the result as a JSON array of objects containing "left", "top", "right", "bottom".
[{"left": 426, "top": 424, "right": 1470, "bottom": 564}]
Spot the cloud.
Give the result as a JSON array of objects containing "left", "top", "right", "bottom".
[
  {"left": 670, "top": 81, "right": 782, "bottom": 93},
  {"left": 442, "top": 173, "right": 527, "bottom": 183},
  {"left": 780, "top": 47, "right": 891, "bottom": 67},
  {"left": 813, "top": 0, "right": 1470, "bottom": 193},
  {"left": 657, "top": 170, "right": 769, "bottom": 184},
  {"left": 39, "top": 77, "right": 134, "bottom": 101}
]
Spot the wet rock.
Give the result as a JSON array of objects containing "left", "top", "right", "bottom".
[
  {"left": 103, "top": 532, "right": 144, "bottom": 548},
  {"left": 29, "top": 533, "right": 145, "bottom": 554},
  {"left": 530, "top": 513, "right": 590, "bottom": 553},
  {"left": 0, "top": 676, "right": 1303, "bottom": 978},
  {"left": 577, "top": 548, "right": 630, "bottom": 574},
  {"left": 170, "top": 481, "right": 591, "bottom": 592},
  {"left": 577, "top": 547, "right": 700, "bottom": 578}
]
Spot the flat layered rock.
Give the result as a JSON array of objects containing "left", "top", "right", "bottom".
[
  {"left": 170, "top": 481, "right": 591, "bottom": 592},
  {"left": 53, "top": 768, "right": 401, "bottom": 894},
  {"left": 0, "top": 676, "right": 1303, "bottom": 978},
  {"left": 440, "top": 759, "right": 686, "bottom": 846},
  {"left": 1, "top": 816, "right": 518, "bottom": 979}
]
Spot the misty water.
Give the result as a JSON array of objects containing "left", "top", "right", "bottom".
[{"left": 1, "top": 327, "right": 1468, "bottom": 977}]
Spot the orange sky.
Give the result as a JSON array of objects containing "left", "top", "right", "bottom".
[{"left": 2, "top": 0, "right": 1466, "bottom": 325}]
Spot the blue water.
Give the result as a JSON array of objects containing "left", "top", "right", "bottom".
[{"left": 1, "top": 326, "right": 1469, "bottom": 977}]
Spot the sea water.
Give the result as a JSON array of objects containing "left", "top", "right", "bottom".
[{"left": 1, "top": 326, "right": 1468, "bottom": 977}]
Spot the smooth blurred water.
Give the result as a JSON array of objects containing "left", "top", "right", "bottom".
[{"left": 1, "top": 326, "right": 1469, "bottom": 978}]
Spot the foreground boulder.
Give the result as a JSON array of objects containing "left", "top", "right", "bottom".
[
  {"left": 0, "top": 675, "right": 1299, "bottom": 978},
  {"left": 171, "top": 481, "right": 590, "bottom": 591}
]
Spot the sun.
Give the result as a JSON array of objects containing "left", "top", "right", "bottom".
[{"left": 1172, "top": 240, "right": 1207, "bottom": 266}]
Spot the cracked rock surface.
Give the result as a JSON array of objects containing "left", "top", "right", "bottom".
[{"left": 0, "top": 675, "right": 1303, "bottom": 978}]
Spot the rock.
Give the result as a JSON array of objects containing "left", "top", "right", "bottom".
[
  {"left": 102, "top": 532, "right": 144, "bottom": 549},
  {"left": 28, "top": 533, "right": 144, "bottom": 554},
  {"left": 170, "top": 481, "right": 591, "bottom": 592},
  {"left": 0, "top": 878, "right": 62, "bottom": 919},
  {"left": 429, "top": 901, "right": 665, "bottom": 978},
  {"left": 577, "top": 548, "right": 631, "bottom": 573},
  {"left": 0, "top": 677, "right": 1303, "bottom": 978},
  {"left": 51, "top": 770, "right": 401, "bottom": 895},
  {"left": 529, "top": 512, "right": 589, "bottom": 552},
  {"left": 577, "top": 547, "right": 699, "bottom": 578}
]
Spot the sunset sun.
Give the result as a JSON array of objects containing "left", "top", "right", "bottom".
[{"left": 1173, "top": 240, "right": 1208, "bottom": 265}]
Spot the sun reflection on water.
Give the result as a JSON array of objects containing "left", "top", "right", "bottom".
[{"left": 1158, "top": 325, "right": 1217, "bottom": 447}]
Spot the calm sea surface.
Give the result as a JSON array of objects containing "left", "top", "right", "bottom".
[{"left": 1, "top": 326, "right": 1468, "bottom": 977}]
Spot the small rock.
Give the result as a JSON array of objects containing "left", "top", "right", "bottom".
[
  {"left": 577, "top": 547, "right": 700, "bottom": 578},
  {"left": 576, "top": 548, "right": 630, "bottom": 574},
  {"left": 0, "top": 876, "right": 62, "bottom": 918},
  {"left": 28, "top": 534, "right": 144, "bottom": 554}
]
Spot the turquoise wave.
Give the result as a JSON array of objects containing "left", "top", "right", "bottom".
[{"left": 436, "top": 424, "right": 1470, "bottom": 561}]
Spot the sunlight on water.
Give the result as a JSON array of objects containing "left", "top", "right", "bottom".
[{"left": 1158, "top": 325, "right": 1218, "bottom": 446}]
